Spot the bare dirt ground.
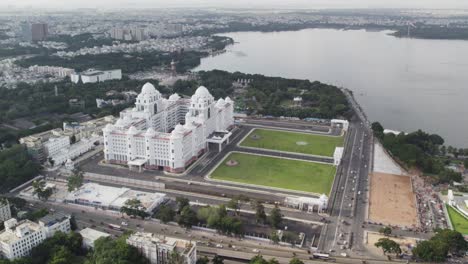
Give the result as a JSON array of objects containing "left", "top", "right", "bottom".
[
  {"left": 365, "top": 231, "right": 418, "bottom": 257},
  {"left": 369, "top": 172, "right": 418, "bottom": 227}
]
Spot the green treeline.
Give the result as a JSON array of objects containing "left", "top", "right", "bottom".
[{"left": 371, "top": 122, "right": 462, "bottom": 184}]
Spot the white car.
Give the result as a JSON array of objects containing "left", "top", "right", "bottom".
[
  {"left": 252, "top": 249, "right": 260, "bottom": 253},
  {"left": 216, "top": 244, "right": 223, "bottom": 248},
  {"left": 121, "top": 221, "right": 128, "bottom": 226}
]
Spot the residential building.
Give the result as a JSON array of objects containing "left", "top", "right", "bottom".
[
  {"left": 0, "top": 218, "right": 47, "bottom": 259},
  {"left": 31, "top": 23, "right": 48, "bottom": 41},
  {"left": 71, "top": 69, "right": 122, "bottom": 84},
  {"left": 127, "top": 232, "right": 197, "bottom": 264},
  {"left": 37, "top": 212, "right": 71, "bottom": 238},
  {"left": 0, "top": 199, "right": 11, "bottom": 223},
  {"left": 103, "top": 83, "right": 234, "bottom": 173},
  {"left": 79, "top": 228, "right": 110, "bottom": 249}
]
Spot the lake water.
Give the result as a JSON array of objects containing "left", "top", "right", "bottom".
[{"left": 195, "top": 29, "right": 468, "bottom": 147}]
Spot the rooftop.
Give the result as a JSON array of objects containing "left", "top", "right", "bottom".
[
  {"left": 38, "top": 211, "right": 70, "bottom": 226},
  {"left": 0, "top": 220, "right": 42, "bottom": 244}
]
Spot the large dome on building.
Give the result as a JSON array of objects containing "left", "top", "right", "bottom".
[
  {"left": 139, "top": 82, "right": 161, "bottom": 100},
  {"left": 192, "top": 86, "right": 213, "bottom": 102}
]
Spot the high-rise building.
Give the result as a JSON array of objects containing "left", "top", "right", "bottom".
[
  {"left": 31, "top": 23, "right": 48, "bottom": 41},
  {"left": 20, "top": 22, "right": 31, "bottom": 42}
]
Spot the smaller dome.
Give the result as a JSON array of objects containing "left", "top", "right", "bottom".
[
  {"left": 319, "top": 194, "right": 328, "bottom": 202},
  {"left": 127, "top": 126, "right": 138, "bottom": 135},
  {"left": 168, "top": 93, "right": 181, "bottom": 101},
  {"left": 103, "top": 124, "right": 113, "bottom": 132},
  {"left": 174, "top": 124, "right": 185, "bottom": 133},
  {"left": 145, "top": 128, "right": 156, "bottom": 136},
  {"left": 225, "top": 96, "right": 232, "bottom": 103},
  {"left": 115, "top": 119, "right": 125, "bottom": 127},
  {"left": 216, "top": 98, "right": 225, "bottom": 107}
]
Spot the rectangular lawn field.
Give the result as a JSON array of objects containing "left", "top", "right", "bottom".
[
  {"left": 240, "top": 128, "right": 343, "bottom": 157},
  {"left": 446, "top": 205, "right": 468, "bottom": 234},
  {"left": 210, "top": 152, "right": 336, "bottom": 194}
]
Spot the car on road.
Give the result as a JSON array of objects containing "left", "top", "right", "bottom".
[
  {"left": 216, "top": 244, "right": 223, "bottom": 248},
  {"left": 121, "top": 221, "right": 128, "bottom": 226},
  {"left": 252, "top": 249, "right": 260, "bottom": 253}
]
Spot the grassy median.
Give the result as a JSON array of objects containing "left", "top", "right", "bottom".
[
  {"left": 240, "top": 128, "right": 343, "bottom": 157},
  {"left": 210, "top": 152, "right": 336, "bottom": 194},
  {"left": 446, "top": 205, "right": 468, "bottom": 234}
]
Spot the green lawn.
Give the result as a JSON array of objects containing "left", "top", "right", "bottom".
[
  {"left": 446, "top": 205, "right": 468, "bottom": 234},
  {"left": 210, "top": 152, "right": 336, "bottom": 194},
  {"left": 240, "top": 129, "right": 343, "bottom": 157}
]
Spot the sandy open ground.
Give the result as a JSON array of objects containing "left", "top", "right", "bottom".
[
  {"left": 369, "top": 172, "right": 418, "bottom": 227},
  {"left": 366, "top": 232, "right": 418, "bottom": 256}
]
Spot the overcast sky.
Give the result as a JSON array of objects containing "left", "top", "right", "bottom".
[{"left": 4, "top": 0, "right": 468, "bottom": 10}]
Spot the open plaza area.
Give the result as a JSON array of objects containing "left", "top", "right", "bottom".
[
  {"left": 446, "top": 205, "right": 468, "bottom": 235},
  {"left": 240, "top": 128, "right": 343, "bottom": 157},
  {"left": 209, "top": 152, "right": 336, "bottom": 194}
]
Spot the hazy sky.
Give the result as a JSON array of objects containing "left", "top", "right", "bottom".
[{"left": 4, "top": 0, "right": 468, "bottom": 9}]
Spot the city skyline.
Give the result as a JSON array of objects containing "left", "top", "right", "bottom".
[{"left": 4, "top": 0, "right": 468, "bottom": 10}]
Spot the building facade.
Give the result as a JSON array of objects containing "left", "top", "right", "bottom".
[
  {"left": 0, "top": 199, "right": 11, "bottom": 223},
  {"left": 127, "top": 232, "right": 197, "bottom": 264},
  {"left": 103, "top": 83, "right": 234, "bottom": 173},
  {"left": 71, "top": 69, "right": 122, "bottom": 84},
  {"left": 38, "top": 212, "right": 71, "bottom": 238},
  {"left": 0, "top": 219, "right": 47, "bottom": 259}
]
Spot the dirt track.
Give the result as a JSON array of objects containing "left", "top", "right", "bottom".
[{"left": 369, "top": 172, "right": 418, "bottom": 227}]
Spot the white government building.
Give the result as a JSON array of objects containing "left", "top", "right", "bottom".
[{"left": 103, "top": 83, "right": 234, "bottom": 173}]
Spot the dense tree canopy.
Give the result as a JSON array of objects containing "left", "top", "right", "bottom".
[
  {"left": 412, "top": 229, "right": 468, "bottom": 262},
  {"left": 0, "top": 145, "right": 40, "bottom": 192}
]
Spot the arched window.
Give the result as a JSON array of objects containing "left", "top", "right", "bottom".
[
  {"left": 208, "top": 108, "right": 211, "bottom": 119},
  {"left": 154, "top": 104, "right": 157, "bottom": 113}
]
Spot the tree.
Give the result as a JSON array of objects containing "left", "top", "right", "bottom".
[
  {"left": 270, "top": 231, "right": 280, "bottom": 244},
  {"left": 178, "top": 205, "right": 197, "bottom": 228},
  {"left": 374, "top": 238, "right": 401, "bottom": 256},
  {"left": 227, "top": 198, "right": 241, "bottom": 215},
  {"left": 67, "top": 170, "right": 84, "bottom": 192},
  {"left": 32, "top": 180, "right": 53, "bottom": 201},
  {"left": 289, "top": 257, "right": 304, "bottom": 264},
  {"left": 371, "top": 122, "right": 384, "bottom": 139},
  {"left": 412, "top": 229, "right": 468, "bottom": 262},
  {"left": 48, "top": 246, "right": 73, "bottom": 264},
  {"left": 252, "top": 200, "right": 267, "bottom": 224},
  {"left": 176, "top": 197, "right": 190, "bottom": 213},
  {"left": 168, "top": 251, "right": 184, "bottom": 264},
  {"left": 120, "top": 198, "right": 148, "bottom": 219},
  {"left": 211, "top": 255, "right": 224, "bottom": 264},
  {"left": 250, "top": 255, "right": 267, "bottom": 264},
  {"left": 88, "top": 236, "right": 149, "bottom": 264},
  {"left": 155, "top": 204, "right": 175, "bottom": 223},
  {"left": 378, "top": 226, "right": 392, "bottom": 236},
  {"left": 196, "top": 256, "right": 210, "bottom": 264},
  {"left": 269, "top": 205, "right": 283, "bottom": 229}
]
